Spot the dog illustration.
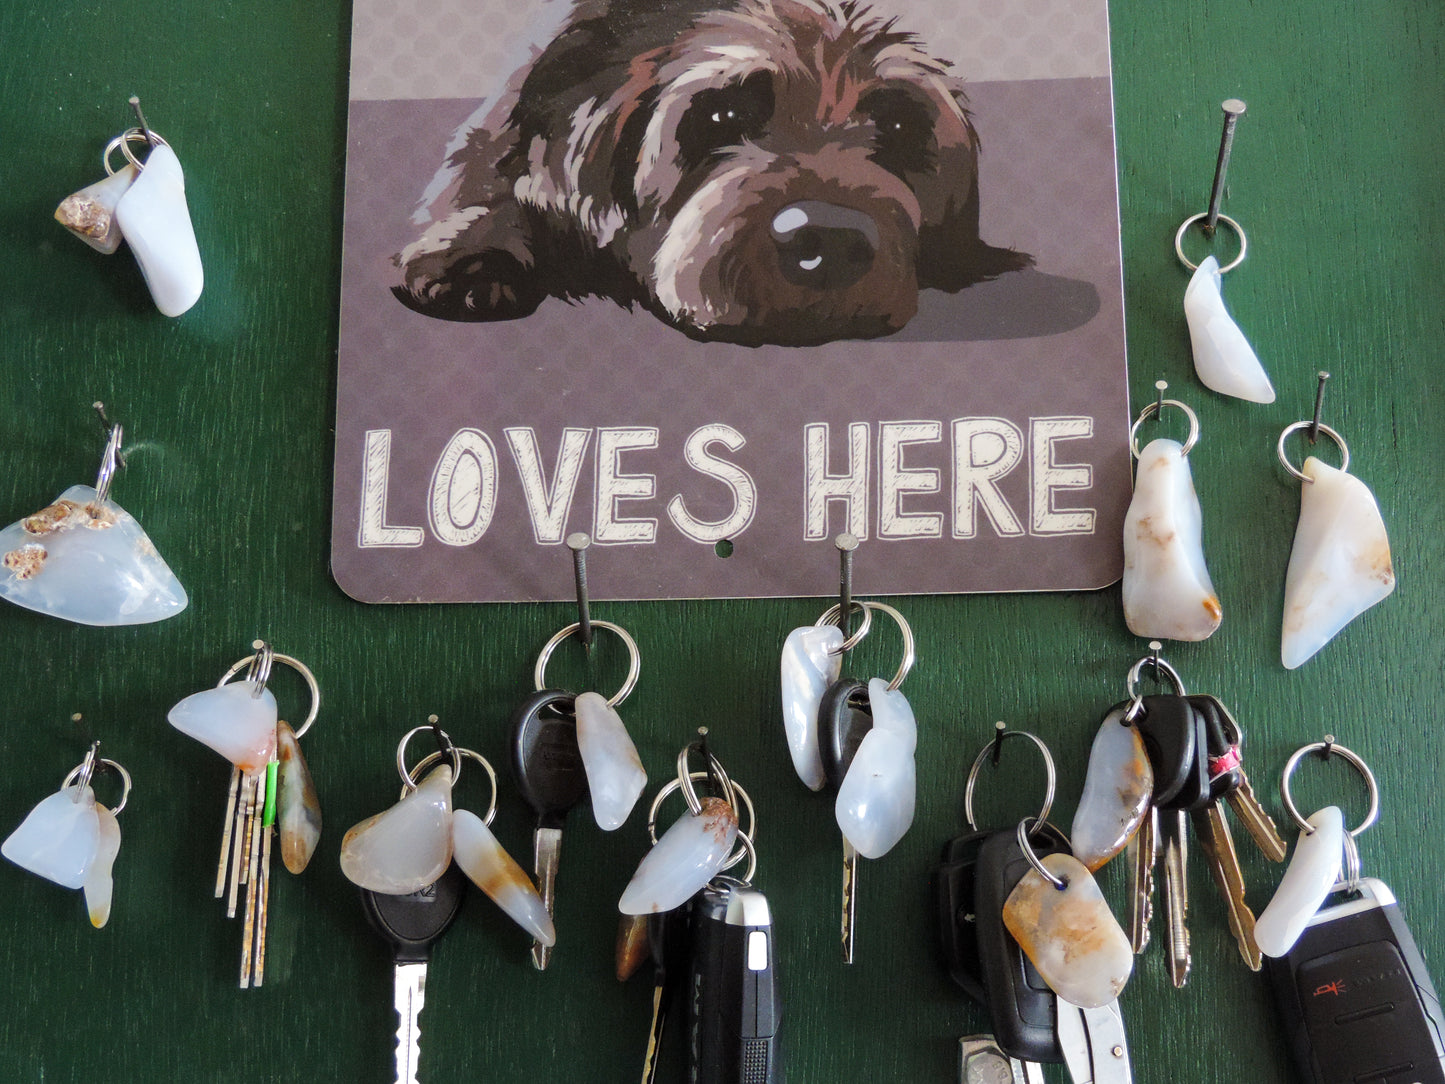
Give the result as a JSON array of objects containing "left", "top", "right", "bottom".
[{"left": 393, "top": 0, "right": 1031, "bottom": 347}]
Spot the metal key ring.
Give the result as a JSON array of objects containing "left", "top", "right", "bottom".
[
  {"left": 647, "top": 772, "right": 756, "bottom": 875},
  {"left": 216, "top": 642, "right": 322, "bottom": 739},
  {"left": 1174, "top": 211, "right": 1248, "bottom": 273},
  {"left": 1279, "top": 736, "right": 1379, "bottom": 838},
  {"left": 1337, "top": 831, "right": 1362, "bottom": 892},
  {"left": 675, "top": 738, "right": 736, "bottom": 817},
  {"left": 396, "top": 722, "right": 464, "bottom": 789},
  {"left": 1123, "top": 650, "right": 1188, "bottom": 723},
  {"left": 816, "top": 600, "right": 914, "bottom": 690},
  {"left": 93, "top": 423, "right": 124, "bottom": 504},
  {"left": 63, "top": 756, "right": 133, "bottom": 817},
  {"left": 1130, "top": 398, "right": 1200, "bottom": 459},
  {"left": 1016, "top": 818, "right": 1067, "bottom": 890},
  {"left": 814, "top": 600, "right": 873, "bottom": 655},
  {"left": 963, "top": 729, "right": 1056, "bottom": 832},
  {"left": 103, "top": 127, "right": 170, "bottom": 175},
  {"left": 533, "top": 619, "right": 640, "bottom": 708},
  {"left": 1276, "top": 421, "right": 1351, "bottom": 484},
  {"left": 405, "top": 747, "right": 499, "bottom": 826}
]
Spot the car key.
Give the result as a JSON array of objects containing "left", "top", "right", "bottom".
[
  {"left": 511, "top": 688, "right": 588, "bottom": 970},
  {"left": 818, "top": 676, "right": 873, "bottom": 963},
  {"left": 639, "top": 903, "right": 693, "bottom": 1084},
  {"left": 1268, "top": 877, "right": 1445, "bottom": 1084},
  {"left": 689, "top": 877, "right": 782, "bottom": 1084},
  {"left": 360, "top": 863, "right": 467, "bottom": 1084},
  {"left": 973, "top": 822, "right": 1072, "bottom": 1065}
]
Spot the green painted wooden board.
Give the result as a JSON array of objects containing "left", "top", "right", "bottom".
[{"left": 0, "top": 1, "right": 1441, "bottom": 1081}]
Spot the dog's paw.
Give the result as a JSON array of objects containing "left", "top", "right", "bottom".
[{"left": 392, "top": 206, "right": 546, "bottom": 322}]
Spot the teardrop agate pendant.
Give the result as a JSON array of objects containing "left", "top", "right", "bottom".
[
  {"left": 452, "top": 808, "right": 555, "bottom": 945},
  {"left": 55, "top": 165, "right": 137, "bottom": 254},
  {"left": 1070, "top": 705, "right": 1154, "bottom": 871},
  {"left": 574, "top": 691, "right": 646, "bottom": 831},
  {"left": 780, "top": 624, "right": 844, "bottom": 791},
  {"left": 1183, "top": 255, "right": 1275, "bottom": 403},
  {"left": 834, "top": 678, "right": 917, "bottom": 860},
  {"left": 618, "top": 797, "right": 738, "bottom": 915},
  {"left": 1255, "top": 807, "right": 1344, "bottom": 957}
]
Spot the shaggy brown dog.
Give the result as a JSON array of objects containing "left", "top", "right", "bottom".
[{"left": 393, "top": 0, "right": 1031, "bottom": 347}]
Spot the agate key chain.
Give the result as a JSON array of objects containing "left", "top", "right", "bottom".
[
  {"left": 1122, "top": 388, "right": 1221, "bottom": 641},
  {"left": 55, "top": 97, "right": 203, "bottom": 316},
  {"left": 2, "top": 735, "right": 131, "bottom": 928},
  {"left": 1275, "top": 381, "right": 1396, "bottom": 669},
  {"left": 168, "top": 640, "right": 322, "bottom": 987},
  {"left": 1174, "top": 99, "right": 1275, "bottom": 403},
  {"left": 1259, "top": 738, "right": 1445, "bottom": 1084},
  {"left": 0, "top": 403, "right": 187, "bottom": 625}
]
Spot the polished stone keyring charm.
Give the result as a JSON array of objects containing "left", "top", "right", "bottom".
[
  {"left": 1122, "top": 650, "right": 1188, "bottom": 723},
  {"left": 104, "top": 127, "right": 171, "bottom": 176},
  {"left": 216, "top": 642, "right": 321, "bottom": 739},
  {"left": 1278, "top": 737, "right": 1379, "bottom": 839},
  {"left": 405, "top": 745, "right": 499, "bottom": 827},
  {"left": 963, "top": 729, "right": 1057, "bottom": 832},
  {"left": 532, "top": 618, "right": 640, "bottom": 708},
  {"left": 1174, "top": 211, "right": 1248, "bottom": 273},
  {"left": 1276, "top": 421, "right": 1351, "bottom": 484},
  {"left": 813, "top": 599, "right": 872, "bottom": 655},
  {"left": 1129, "top": 398, "right": 1200, "bottom": 459},
  {"left": 62, "top": 750, "right": 133, "bottom": 817},
  {"left": 814, "top": 600, "right": 915, "bottom": 691},
  {"left": 647, "top": 771, "right": 756, "bottom": 877}
]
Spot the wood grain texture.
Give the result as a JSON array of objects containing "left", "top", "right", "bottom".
[{"left": 0, "top": 1, "right": 1441, "bottom": 1081}]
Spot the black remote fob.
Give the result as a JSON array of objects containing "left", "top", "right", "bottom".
[
  {"left": 1266, "top": 877, "right": 1445, "bottom": 1084},
  {"left": 689, "top": 879, "right": 782, "bottom": 1084}
]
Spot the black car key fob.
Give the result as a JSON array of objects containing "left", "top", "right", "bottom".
[
  {"left": 1266, "top": 877, "right": 1445, "bottom": 1084},
  {"left": 818, "top": 677, "right": 871, "bottom": 790},
  {"left": 689, "top": 879, "right": 782, "bottom": 1084},
  {"left": 936, "top": 829, "right": 992, "bottom": 1006},
  {"left": 974, "top": 822, "right": 1072, "bottom": 1064}
]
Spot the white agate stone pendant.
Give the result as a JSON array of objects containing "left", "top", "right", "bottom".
[
  {"left": 55, "top": 165, "right": 138, "bottom": 254},
  {"left": 1122, "top": 439, "right": 1222, "bottom": 642},
  {"left": 276, "top": 722, "right": 322, "bottom": 874},
  {"left": 1255, "top": 807, "right": 1344, "bottom": 958},
  {"left": 340, "top": 766, "right": 455, "bottom": 895},
  {"left": 574, "top": 691, "right": 646, "bottom": 831},
  {"left": 1003, "top": 852, "right": 1134, "bottom": 1008},
  {"left": 84, "top": 804, "right": 122, "bottom": 928},
  {"left": 2, "top": 785, "right": 101, "bottom": 890},
  {"left": 1070, "top": 708, "right": 1154, "bottom": 871},
  {"left": 0, "top": 484, "right": 187, "bottom": 626},
  {"left": 1281, "top": 458, "right": 1396, "bottom": 669},
  {"left": 167, "top": 680, "right": 279, "bottom": 773},
  {"left": 113, "top": 144, "right": 203, "bottom": 317},
  {"left": 618, "top": 797, "right": 738, "bottom": 915},
  {"left": 1183, "top": 255, "right": 1275, "bottom": 403},
  {"left": 452, "top": 808, "right": 556, "bottom": 946},
  {"left": 834, "top": 678, "right": 916, "bottom": 860},
  {"left": 780, "top": 625, "right": 843, "bottom": 791}
]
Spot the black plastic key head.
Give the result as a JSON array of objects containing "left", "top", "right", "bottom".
[
  {"left": 936, "top": 829, "right": 993, "bottom": 1005},
  {"left": 818, "top": 677, "right": 872, "bottom": 791},
  {"left": 360, "top": 862, "right": 467, "bottom": 964},
  {"left": 510, "top": 689, "right": 588, "bottom": 828},
  {"left": 1132, "top": 694, "right": 1202, "bottom": 809},
  {"left": 689, "top": 880, "right": 781, "bottom": 1084},
  {"left": 1189, "top": 694, "right": 1244, "bottom": 803},
  {"left": 973, "top": 823, "right": 1072, "bottom": 1065}
]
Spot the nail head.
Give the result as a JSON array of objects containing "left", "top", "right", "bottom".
[
  {"left": 835, "top": 532, "right": 859, "bottom": 552},
  {"left": 1222, "top": 98, "right": 1247, "bottom": 117},
  {"left": 566, "top": 532, "right": 591, "bottom": 552}
]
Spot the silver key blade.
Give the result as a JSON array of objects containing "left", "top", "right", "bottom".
[
  {"left": 1225, "top": 767, "right": 1288, "bottom": 862},
  {"left": 1125, "top": 808, "right": 1156, "bottom": 953},
  {"left": 394, "top": 961, "right": 427, "bottom": 1084},
  {"left": 841, "top": 838, "right": 858, "bottom": 964},
  {"left": 957, "top": 1036, "right": 1043, "bottom": 1084},
  {"left": 531, "top": 826, "right": 562, "bottom": 970},
  {"left": 1192, "top": 803, "right": 1263, "bottom": 971},
  {"left": 1160, "top": 810, "right": 1191, "bottom": 987}
]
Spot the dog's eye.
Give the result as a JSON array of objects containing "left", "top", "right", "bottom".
[
  {"left": 862, "top": 88, "right": 935, "bottom": 177},
  {"left": 677, "top": 74, "right": 774, "bottom": 167}
]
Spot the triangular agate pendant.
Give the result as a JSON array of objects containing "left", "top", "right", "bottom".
[
  {"left": 0, "top": 484, "right": 187, "bottom": 626},
  {"left": 113, "top": 144, "right": 203, "bottom": 317},
  {"left": 1281, "top": 457, "right": 1395, "bottom": 669},
  {"left": 1184, "top": 256, "right": 1275, "bottom": 403},
  {"left": 1122, "top": 438, "right": 1222, "bottom": 641},
  {"left": 167, "top": 681, "right": 278, "bottom": 772},
  {"left": 55, "top": 165, "right": 138, "bottom": 254},
  {"left": 340, "top": 766, "right": 454, "bottom": 895},
  {"left": 2, "top": 786, "right": 100, "bottom": 890}
]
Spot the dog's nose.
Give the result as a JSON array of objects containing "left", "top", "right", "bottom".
[{"left": 770, "top": 202, "right": 878, "bottom": 290}]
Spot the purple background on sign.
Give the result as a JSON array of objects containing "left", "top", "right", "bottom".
[{"left": 332, "top": 77, "right": 1130, "bottom": 602}]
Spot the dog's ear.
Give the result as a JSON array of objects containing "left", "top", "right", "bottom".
[{"left": 911, "top": 88, "right": 1032, "bottom": 292}]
